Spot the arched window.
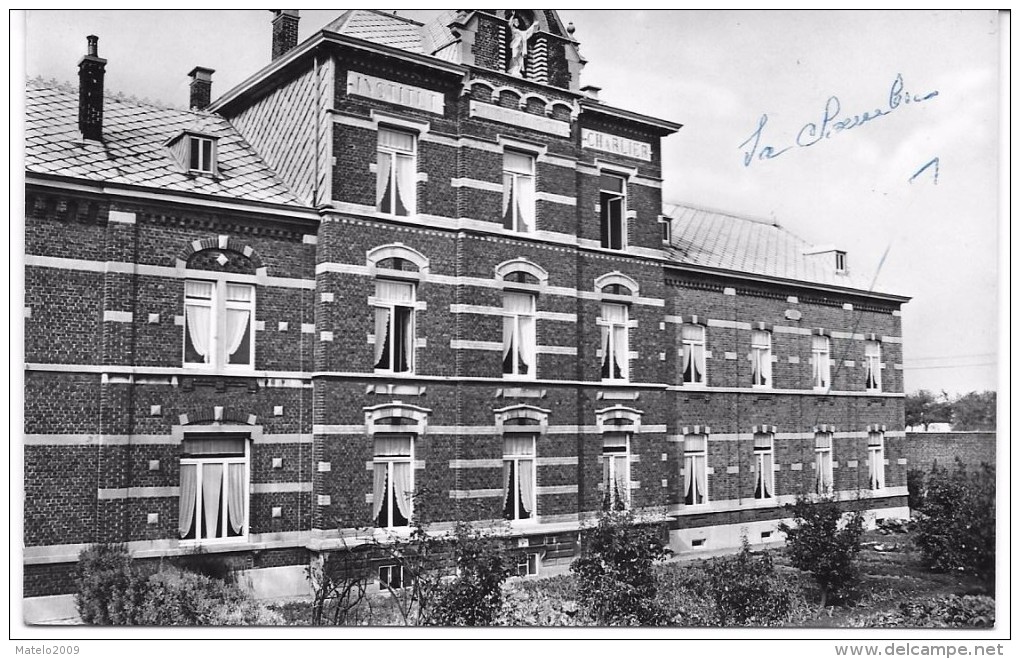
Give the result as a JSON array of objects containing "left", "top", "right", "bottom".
[
  {"left": 179, "top": 432, "right": 250, "bottom": 543},
  {"left": 365, "top": 403, "right": 431, "bottom": 528}
]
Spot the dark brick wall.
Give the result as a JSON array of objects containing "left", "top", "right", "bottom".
[{"left": 905, "top": 432, "right": 996, "bottom": 471}]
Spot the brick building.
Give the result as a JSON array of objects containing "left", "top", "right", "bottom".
[{"left": 23, "top": 10, "right": 910, "bottom": 600}]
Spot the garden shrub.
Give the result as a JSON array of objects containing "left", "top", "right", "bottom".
[
  {"left": 570, "top": 511, "right": 671, "bottom": 626},
  {"left": 173, "top": 547, "right": 237, "bottom": 584},
  {"left": 849, "top": 595, "right": 995, "bottom": 628},
  {"left": 307, "top": 548, "right": 372, "bottom": 625},
  {"left": 497, "top": 583, "right": 580, "bottom": 626},
  {"left": 426, "top": 524, "right": 514, "bottom": 626},
  {"left": 913, "top": 461, "right": 995, "bottom": 592},
  {"left": 779, "top": 497, "right": 864, "bottom": 606},
  {"left": 75, "top": 545, "right": 283, "bottom": 625},
  {"left": 702, "top": 540, "right": 794, "bottom": 626},
  {"left": 75, "top": 544, "right": 149, "bottom": 625}
]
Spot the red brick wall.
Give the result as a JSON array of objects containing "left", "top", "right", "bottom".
[{"left": 905, "top": 432, "right": 996, "bottom": 471}]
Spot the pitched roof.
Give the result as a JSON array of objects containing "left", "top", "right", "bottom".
[
  {"left": 664, "top": 202, "right": 889, "bottom": 295},
  {"left": 324, "top": 10, "right": 426, "bottom": 54},
  {"left": 25, "top": 78, "right": 304, "bottom": 207}
]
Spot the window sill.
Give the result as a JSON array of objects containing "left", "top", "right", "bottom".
[{"left": 178, "top": 536, "right": 250, "bottom": 552}]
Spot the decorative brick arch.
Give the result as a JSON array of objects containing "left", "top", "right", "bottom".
[
  {"left": 494, "top": 404, "right": 550, "bottom": 434},
  {"left": 596, "top": 405, "right": 643, "bottom": 434},
  {"left": 364, "top": 402, "right": 431, "bottom": 436},
  {"left": 366, "top": 243, "right": 430, "bottom": 275},
  {"left": 751, "top": 425, "right": 778, "bottom": 435},
  {"left": 548, "top": 100, "right": 574, "bottom": 119},
  {"left": 594, "top": 271, "right": 640, "bottom": 297},
  {"left": 466, "top": 79, "right": 495, "bottom": 99},
  {"left": 491, "top": 85, "right": 524, "bottom": 106},
  {"left": 175, "top": 235, "right": 266, "bottom": 272},
  {"left": 177, "top": 406, "right": 259, "bottom": 427},
  {"left": 519, "top": 92, "right": 549, "bottom": 113},
  {"left": 495, "top": 258, "right": 548, "bottom": 286}
]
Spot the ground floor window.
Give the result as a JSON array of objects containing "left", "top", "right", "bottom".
[
  {"left": 683, "top": 434, "right": 708, "bottom": 505},
  {"left": 179, "top": 435, "right": 248, "bottom": 542},
  {"left": 503, "top": 435, "right": 536, "bottom": 521},
  {"left": 815, "top": 433, "right": 834, "bottom": 495},
  {"left": 752, "top": 433, "right": 775, "bottom": 500},
  {"left": 373, "top": 434, "right": 413, "bottom": 528},
  {"left": 602, "top": 433, "right": 630, "bottom": 510},
  {"left": 868, "top": 432, "right": 885, "bottom": 490}
]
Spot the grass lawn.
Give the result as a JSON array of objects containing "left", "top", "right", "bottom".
[{"left": 267, "top": 525, "right": 993, "bottom": 628}]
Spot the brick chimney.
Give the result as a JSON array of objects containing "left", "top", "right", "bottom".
[
  {"left": 271, "top": 10, "right": 300, "bottom": 60},
  {"left": 78, "top": 35, "right": 106, "bottom": 141},
  {"left": 188, "top": 67, "right": 215, "bottom": 110}
]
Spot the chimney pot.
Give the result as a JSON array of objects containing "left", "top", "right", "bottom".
[
  {"left": 78, "top": 35, "right": 107, "bottom": 141},
  {"left": 188, "top": 66, "right": 215, "bottom": 110},
  {"left": 271, "top": 9, "right": 300, "bottom": 61}
]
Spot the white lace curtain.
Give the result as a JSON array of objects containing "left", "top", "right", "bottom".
[
  {"left": 683, "top": 435, "right": 707, "bottom": 504},
  {"left": 865, "top": 342, "right": 881, "bottom": 389},
  {"left": 224, "top": 284, "right": 252, "bottom": 364},
  {"left": 377, "top": 129, "right": 415, "bottom": 216},
  {"left": 682, "top": 324, "right": 704, "bottom": 383},
  {"left": 815, "top": 433, "right": 833, "bottom": 494},
  {"left": 375, "top": 281, "right": 414, "bottom": 370},
  {"left": 504, "top": 436, "right": 534, "bottom": 516},
  {"left": 600, "top": 304, "right": 627, "bottom": 379},
  {"left": 373, "top": 436, "right": 413, "bottom": 524},
  {"left": 178, "top": 462, "right": 245, "bottom": 539},
  {"left": 184, "top": 280, "right": 214, "bottom": 363},
  {"left": 503, "top": 151, "right": 535, "bottom": 232},
  {"left": 812, "top": 335, "right": 829, "bottom": 387},
  {"left": 753, "top": 433, "right": 773, "bottom": 499},
  {"left": 868, "top": 432, "right": 884, "bottom": 489},
  {"left": 503, "top": 293, "right": 535, "bottom": 375},
  {"left": 751, "top": 330, "right": 771, "bottom": 386}
]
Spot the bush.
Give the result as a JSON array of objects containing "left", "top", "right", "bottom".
[
  {"left": 307, "top": 548, "right": 372, "bottom": 625},
  {"left": 570, "top": 510, "right": 671, "bottom": 626},
  {"left": 849, "top": 595, "right": 995, "bottom": 628},
  {"left": 497, "top": 582, "right": 580, "bottom": 626},
  {"left": 779, "top": 497, "right": 864, "bottom": 606},
  {"left": 913, "top": 461, "right": 995, "bottom": 592},
  {"left": 427, "top": 524, "right": 514, "bottom": 626},
  {"left": 75, "top": 545, "right": 283, "bottom": 625},
  {"left": 75, "top": 545, "right": 149, "bottom": 624},
  {"left": 702, "top": 540, "right": 794, "bottom": 626}
]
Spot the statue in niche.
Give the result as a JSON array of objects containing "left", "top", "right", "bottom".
[{"left": 507, "top": 10, "right": 539, "bottom": 77}]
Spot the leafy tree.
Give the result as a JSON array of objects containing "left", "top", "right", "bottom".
[
  {"left": 702, "top": 539, "right": 794, "bottom": 626},
  {"left": 951, "top": 391, "right": 997, "bottom": 431},
  {"left": 779, "top": 497, "right": 864, "bottom": 607},
  {"left": 570, "top": 510, "right": 672, "bottom": 625},
  {"left": 905, "top": 389, "right": 952, "bottom": 430},
  {"left": 914, "top": 461, "right": 996, "bottom": 592}
]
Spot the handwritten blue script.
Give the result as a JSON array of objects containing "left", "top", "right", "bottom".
[{"left": 740, "top": 74, "right": 939, "bottom": 166}]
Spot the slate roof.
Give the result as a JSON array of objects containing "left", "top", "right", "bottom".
[
  {"left": 664, "top": 202, "right": 886, "bottom": 294},
  {"left": 324, "top": 10, "right": 427, "bottom": 54},
  {"left": 25, "top": 78, "right": 304, "bottom": 207}
]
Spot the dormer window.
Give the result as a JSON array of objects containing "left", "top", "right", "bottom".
[
  {"left": 167, "top": 129, "right": 218, "bottom": 176},
  {"left": 835, "top": 251, "right": 847, "bottom": 273},
  {"left": 189, "top": 135, "right": 216, "bottom": 174}
]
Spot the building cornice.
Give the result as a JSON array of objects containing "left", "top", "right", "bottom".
[
  {"left": 665, "top": 262, "right": 912, "bottom": 304},
  {"left": 25, "top": 173, "right": 320, "bottom": 227},
  {"left": 578, "top": 98, "right": 683, "bottom": 135}
]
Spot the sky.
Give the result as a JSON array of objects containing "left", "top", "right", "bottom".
[{"left": 19, "top": 9, "right": 1003, "bottom": 395}]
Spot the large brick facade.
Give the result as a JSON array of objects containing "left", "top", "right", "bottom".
[{"left": 23, "top": 10, "right": 910, "bottom": 598}]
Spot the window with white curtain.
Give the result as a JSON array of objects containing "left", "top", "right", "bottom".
[
  {"left": 682, "top": 324, "right": 706, "bottom": 385},
  {"left": 179, "top": 435, "right": 248, "bottom": 542},
  {"left": 503, "top": 435, "right": 536, "bottom": 521},
  {"left": 373, "top": 280, "right": 415, "bottom": 373},
  {"left": 815, "top": 433, "right": 833, "bottom": 495},
  {"left": 376, "top": 128, "right": 416, "bottom": 217},
  {"left": 752, "top": 433, "right": 775, "bottom": 500},
  {"left": 751, "top": 330, "right": 772, "bottom": 388},
  {"left": 184, "top": 279, "right": 255, "bottom": 369},
  {"left": 868, "top": 432, "right": 885, "bottom": 490},
  {"left": 503, "top": 291, "right": 536, "bottom": 378},
  {"left": 865, "top": 341, "right": 882, "bottom": 392},
  {"left": 503, "top": 150, "right": 536, "bottom": 233},
  {"left": 599, "top": 173, "right": 626, "bottom": 250},
  {"left": 373, "top": 434, "right": 413, "bottom": 528},
  {"left": 600, "top": 303, "right": 628, "bottom": 381},
  {"left": 602, "top": 434, "right": 630, "bottom": 510},
  {"left": 683, "top": 434, "right": 708, "bottom": 506},
  {"left": 812, "top": 335, "right": 831, "bottom": 390}
]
